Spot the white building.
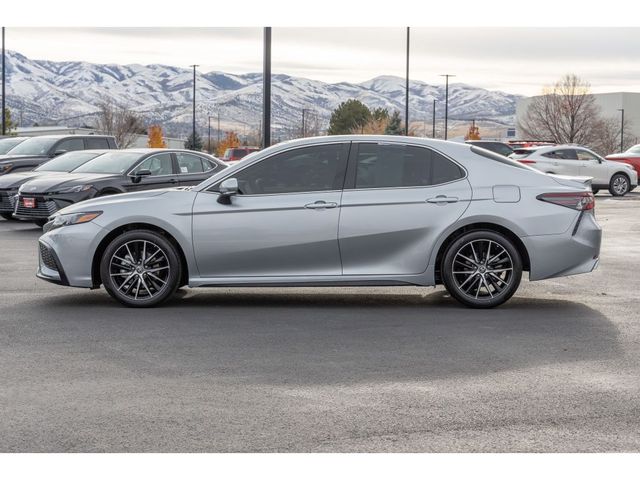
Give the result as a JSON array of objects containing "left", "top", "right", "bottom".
[
  {"left": 516, "top": 92, "right": 640, "bottom": 143},
  {"left": 14, "top": 126, "right": 186, "bottom": 149}
]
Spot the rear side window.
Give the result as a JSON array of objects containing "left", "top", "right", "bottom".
[
  {"left": 354, "top": 144, "right": 464, "bottom": 189},
  {"left": 176, "top": 152, "right": 205, "bottom": 173},
  {"left": 85, "top": 137, "right": 110, "bottom": 149}
]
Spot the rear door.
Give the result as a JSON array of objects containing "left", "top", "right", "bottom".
[
  {"left": 540, "top": 148, "right": 580, "bottom": 175},
  {"left": 338, "top": 142, "right": 472, "bottom": 275},
  {"left": 175, "top": 152, "right": 220, "bottom": 185},
  {"left": 126, "top": 152, "right": 178, "bottom": 191}
]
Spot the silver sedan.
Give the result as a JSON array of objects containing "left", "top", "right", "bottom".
[{"left": 37, "top": 136, "right": 602, "bottom": 308}]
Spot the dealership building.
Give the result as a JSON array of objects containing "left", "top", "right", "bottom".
[{"left": 516, "top": 92, "right": 640, "bottom": 145}]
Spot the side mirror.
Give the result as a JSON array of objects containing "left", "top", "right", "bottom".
[
  {"left": 217, "top": 178, "right": 238, "bottom": 204},
  {"left": 131, "top": 169, "right": 152, "bottom": 184},
  {"left": 52, "top": 150, "right": 67, "bottom": 157}
]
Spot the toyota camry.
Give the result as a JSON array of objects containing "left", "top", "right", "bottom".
[{"left": 37, "top": 136, "right": 602, "bottom": 308}]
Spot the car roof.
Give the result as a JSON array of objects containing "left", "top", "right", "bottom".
[{"left": 120, "top": 148, "right": 217, "bottom": 156}]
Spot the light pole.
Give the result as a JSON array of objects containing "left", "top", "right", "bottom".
[
  {"left": 302, "top": 108, "right": 310, "bottom": 138},
  {"left": 440, "top": 74, "right": 455, "bottom": 140},
  {"left": 2, "top": 27, "right": 5, "bottom": 136},
  {"left": 262, "top": 27, "right": 272, "bottom": 149},
  {"left": 405, "top": 27, "right": 410, "bottom": 136},
  {"left": 208, "top": 115, "right": 215, "bottom": 154},
  {"left": 190, "top": 64, "right": 199, "bottom": 147},
  {"left": 432, "top": 99, "right": 436, "bottom": 138},
  {"left": 618, "top": 108, "right": 625, "bottom": 152}
]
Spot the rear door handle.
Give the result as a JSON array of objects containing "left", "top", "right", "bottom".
[
  {"left": 304, "top": 201, "right": 338, "bottom": 209},
  {"left": 426, "top": 195, "right": 459, "bottom": 204}
]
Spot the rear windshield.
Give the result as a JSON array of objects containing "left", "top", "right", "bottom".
[
  {"left": 73, "top": 152, "right": 142, "bottom": 174},
  {"left": 35, "top": 151, "right": 103, "bottom": 172},
  {"left": 471, "top": 146, "right": 538, "bottom": 172}
]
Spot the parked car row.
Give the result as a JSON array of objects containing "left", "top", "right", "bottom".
[{"left": 0, "top": 135, "right": 226, "bottom": 226}]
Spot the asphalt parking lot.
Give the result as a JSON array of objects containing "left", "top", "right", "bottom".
[{"left": 1, "top": 193, "right": 639, "bottom": 452}]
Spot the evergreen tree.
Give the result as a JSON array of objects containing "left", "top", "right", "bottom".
[
  {"left": 385, "top": 110, "right": 404, "bottom": 135},
  {"left": 327, "top": 99, "right": 371, "bottom": 135},
  {"left": 3, "top": 108, "right": 17, "bottom": 134},
  {"left": 371, "top": 107, "right": 389, "bottom": 122},
  {"left": 184, "top": 131, "right": 204, "bottom": 151}
]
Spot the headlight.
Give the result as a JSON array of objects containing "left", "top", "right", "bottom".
[
  {"left": 55, "top": 184, "right": 94, "bottom": 194},
  {"left": 47, "top": 211, "right": 102, "bottom": 231},
  {"left": 0, "top": 163, "right": 13, "bottom": 173}
]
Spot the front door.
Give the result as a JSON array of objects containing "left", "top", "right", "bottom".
[
  {"left": 127, "top": 152, "right": 178, "bottom": 191},
  {"left": 339, "top": 142, "right": 472, "bottom": 275},
  {"left": 576, "top": 149, "right": 609, "bottom": 185},
  {"left": 192, "top": 142, "right": 350, "bottom": 277}
]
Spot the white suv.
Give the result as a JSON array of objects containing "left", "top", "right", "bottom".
[{"left": 510, "top": 145, "right": 638, "bottom": 196}]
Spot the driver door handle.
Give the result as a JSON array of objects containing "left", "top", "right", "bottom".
[
  {"left": 426, "top": 195, "right": 459, "bottom": 204},
  {"left": 304, "top": 201, "right": 338, "bottom": 209}
]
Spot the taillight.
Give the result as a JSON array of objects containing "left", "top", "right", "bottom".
[
  {"left": 518, "top": 159, "right": 537, "bottom": 164},
  {"left": 537, "top": 192, "right": 595, "bottom": 211}
]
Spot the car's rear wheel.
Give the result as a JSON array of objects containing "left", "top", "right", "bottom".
[
  {"left": 609, "top": 173, "right": 630, "bottom": 196},
  {"left": 100, "top": 230, "right": 182, "bottom": 307},
  {"left": 442, "top": 230, "right": 522, "bottom": 308}
]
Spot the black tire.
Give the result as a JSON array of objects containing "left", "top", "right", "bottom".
[
  {"left": 591, "top": 188, "right": 600, "bottom": 195},
  {"left": 1, "top": 212, "right": 15, "bottom": 221},
  {"left": 609, "top": 173, "right": 630, "bottom": 196},
  {"left": 441, "top": 230, "right": 523, "bottom": 308},
  {"left": 34, "top": 219, "right": 47, "bottom": 228},
  {"left": 100, "top": 229, "right": 182, "bottom": 307}
]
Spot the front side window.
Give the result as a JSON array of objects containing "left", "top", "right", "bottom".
[
  {"left": 229, "top": 144, "right": 348, "bottom": 195},
  {"left": 354, "top": 144, "right": 464, "bottom": 189},
  {"left": 576, "top": 150, "right": 600, "bottom": 161},
  {"left": 133, "top": 153, "right": 174, "bottom": 176},
  {"left": 176, "top": 152, "right": 205, "bottom": 174},
  {"left": 55, "top": 138, "right": 85, "bottom": 153}
]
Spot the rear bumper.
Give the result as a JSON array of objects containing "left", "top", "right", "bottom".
[{"left": 522, "top": 211, "right": 602, "bottom": 281}]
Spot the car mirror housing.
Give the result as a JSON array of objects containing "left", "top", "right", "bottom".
[
  {"left": 131, "top": 169, "right": 152, "bottom": 184},
  {"left": 217, "top": 178, "right": 238, "bottom": 204},
  {"left": 52, "top": 150, "right": 68, "bottom": 157}
]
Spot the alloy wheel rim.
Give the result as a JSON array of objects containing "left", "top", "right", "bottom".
[
  {"left": 451, "top": 239, "right": 513, "bottom": 300},
  {"left": 613, "top": 177, "right": 627, "bottom": 194},
  {"left": 108, "top": 240, "right": 170, "bottom": 300}
]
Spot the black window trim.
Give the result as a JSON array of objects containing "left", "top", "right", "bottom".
[
  {"left": 205, "top": 141, "right": 352, "bottom": 196},
  {"left": 343, "top": 141, "right": 468, "bottom": 191}
]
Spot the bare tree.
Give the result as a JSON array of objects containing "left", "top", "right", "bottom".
[
  {"left": 589, "top": 116, "right": 634, "bottom": 156},
  {"left": 519, "top": 74, "right": 601, "bottom": 145},
  {"left": 94, "top": 102, "right": 146, "bottom": 148}
]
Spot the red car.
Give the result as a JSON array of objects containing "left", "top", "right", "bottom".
[
  {"left": 606, "top": 145, "right": 640, "bottom": 177},
  {"left": 222, "top": 147, "right": 260, "bottom": 163}
]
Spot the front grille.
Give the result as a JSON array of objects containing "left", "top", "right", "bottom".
[
  {"left": 39, "top": 242, "right": 58, "bottom": 271},
  {"left": 15, "top": 195, "right": 58, "bottom": 219},
  {"left": 0, "top": 191, "right": 17, "bottom": 212}
]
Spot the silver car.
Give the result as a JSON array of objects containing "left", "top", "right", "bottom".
[
  {"left": 509, "top": 144, "right": 638, "bottom": 196},
  {"left": 37, "top": 136, "right": 602, "bottom": 308}
]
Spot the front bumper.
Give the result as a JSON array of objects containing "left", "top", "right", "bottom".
[
  {"left": 37, "top": 220, "right": 108, "bottom": 288},
  {"left": 14, "top": 191, "right": 93, "bottom": 220},
  {"left": 522, "top": 211, "right": 602, "bottom": 281},
  {"left": 0, "top": 190, "right": 18, "bottom": 213}
]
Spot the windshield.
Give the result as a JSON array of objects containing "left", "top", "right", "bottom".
[
  {"left": 626, "top": 145, "right": 640, "bottom": 154},
  {"left": 0, "top": 137, "right": 26, "bottom": 154},
  {"left": 5, "top": 137, "right": 58, "bottom": 156},
  {"left": 35, "top": 151, "right": 104, "bottom": 172},
  {"left": 73, "top": 152, "right": 142, "bottom": 174}
]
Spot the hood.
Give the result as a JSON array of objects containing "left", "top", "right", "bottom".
[
  {"left": 18, "top": 172, "right": 121, "bottom": 194},
  {"left": 0, "top": 154, "right": 48, "bottom": 164},
  {"left": 0, "top": 170, "right": 53, "bottom": 189},
  {"left": 548, "top": 174, "right": 592, "bottom": 189},
  {"left": 57, "top": 188, "right": 173, "bottom": 215}
]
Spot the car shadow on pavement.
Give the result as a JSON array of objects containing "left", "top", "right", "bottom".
[{"left": 33, "top": 289, "right": 622, "bottom": 385}]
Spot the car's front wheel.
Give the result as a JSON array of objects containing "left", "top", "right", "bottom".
[
  {"left": 609, "top": 173, "right": 630, "bottom": 196},
  {"left": 1, "top": 212, "right": 15, "bottom": 221},
  {"left": 100, "top": 229, "right": 182, "bottom": 307},
  {"left": 441, "top": 230, "right": 523, "bottom": 308}
]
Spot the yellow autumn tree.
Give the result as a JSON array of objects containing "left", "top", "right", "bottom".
[
  {"left": 147, "top": 125, "right": 167, "bottom": 148},
  {"left": 216, "top": 131, "right": 241, "bottom": 157}
]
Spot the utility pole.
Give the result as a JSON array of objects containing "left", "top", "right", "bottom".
[
  {"left": 190, "top": 64, "right": 199, "bottom": 147},
  {"left": 2, "top": 27, "right": 5, "bottom": 136},
  {"left": 440, "top": 74, "right": 455, "bottom": 140},
  {"left": 405, "top": 27, "right": 410, "bottom": 136},
  {"left": 618, "top": 108, "right": 625, "bottom": 152},
  {"left": 208, "top": 115, "right": 214, "bottom": 154},
  {"left": 217, "top": 111, "right": 221, "bottom": 146},
  {"left": 262, "top": 27, "right": 272, "bottom": 149},
  {"left": 432, "top": 99, "right": 436, "bottom": 138}
]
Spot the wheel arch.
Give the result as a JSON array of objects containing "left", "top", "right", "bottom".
[
  {"left": 432, "top": 221, "right": 531, "bottom": 284},
  {"left": 91, "top": 222, "right": 189, "bottom": 288}
]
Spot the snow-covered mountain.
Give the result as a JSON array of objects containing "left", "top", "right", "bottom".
[{"left": 3, "top": 51, "right": 521, "bottom": 137}]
